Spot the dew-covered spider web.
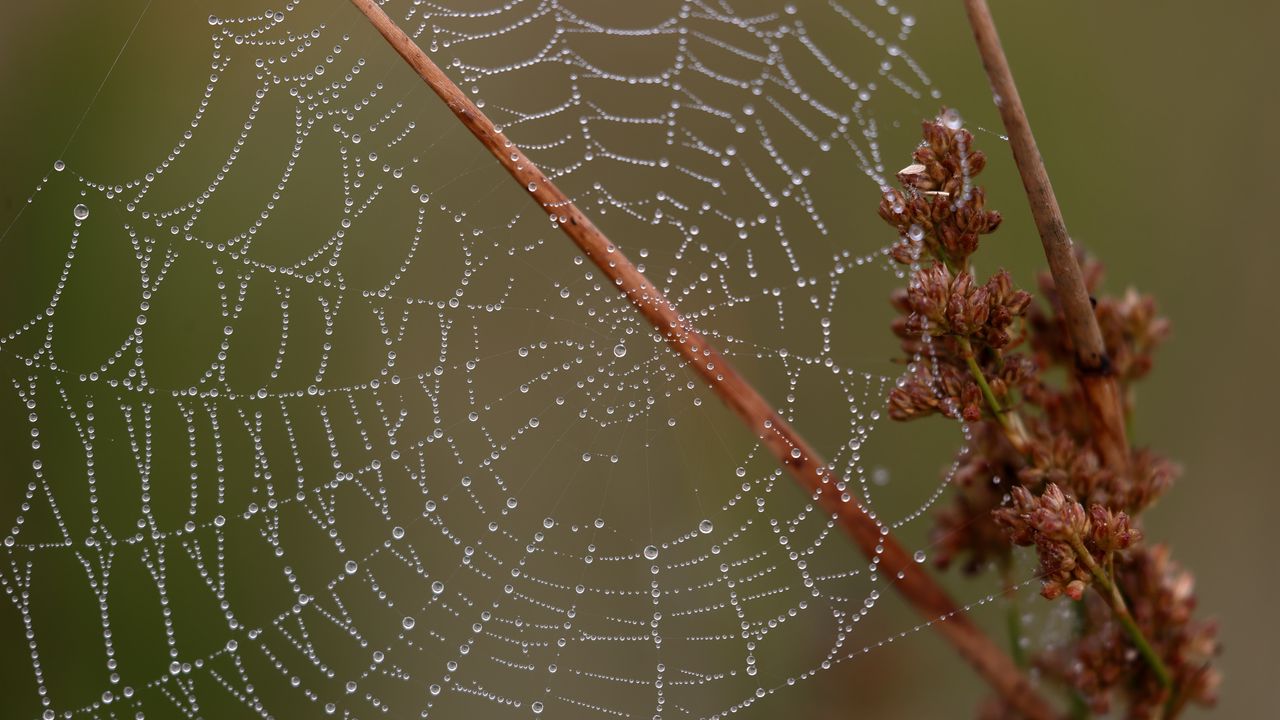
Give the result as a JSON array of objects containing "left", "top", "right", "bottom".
[{"left": 0, "top": 1, "right": 1035, "bottom": 718}]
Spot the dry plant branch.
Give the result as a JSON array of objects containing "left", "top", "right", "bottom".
[
  {"left": 962, "top": 0, "right": 1131, "bottom": 473},
  {"left": 347, "top": 0, "right": 1059, "bottom": 717}
]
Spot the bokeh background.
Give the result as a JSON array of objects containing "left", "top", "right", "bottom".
[{"left": 1, "top": 1, "right": 1274, "bottom": 718}]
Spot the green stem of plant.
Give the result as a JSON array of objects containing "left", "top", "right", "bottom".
[
  {"left": 1000, "top": 563, "right": 1028, "bottom": 667},
  {"left": 955, "top": 336, "right": 1031, "bottom": 454},
  {"left": 1067, "top": 601, "right": 1094, "bottom": 719},
  {"left": 1067, "top": 536, "right": 1173, "bottom": 690},
  {"left": 963, "top": 343, "right": 1005, "bottom": 418},
  {"left": 1068, "top": 692, "right": 1093, "bottom": 720}
]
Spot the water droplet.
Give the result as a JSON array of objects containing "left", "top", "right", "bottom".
[
  {"left": 73, "top": 204, "right": 89, "bottom": 220},
  {"left": 698, "top": 519, "right": 714, "bottom": 534},
  {"left": 402, "top": 616, "right": 416, "bottom": 630},
  {"left": 914, "top": 550, "right": 927, "bottom": 563},
  {"left": 643, "top": 545, "right": 659, "bottom": 561},
  {"left": 613, "top": 343, "right": 627, "bottom": 358}
]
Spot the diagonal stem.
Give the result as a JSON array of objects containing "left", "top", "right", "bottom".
[
  {"left": 956, "top": 335, "right": 1032, "bottom": 454},
  {"left": 347, "top": 1, "right": 1059, "bottom": 717},
  {"left": 962, "top": 0, "right": 1131, "bottom": 474},
  {"left": 1067, "top": 537, "right": 1174, "bottom": 691}
]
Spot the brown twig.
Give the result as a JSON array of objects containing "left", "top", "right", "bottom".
[
  {"left": 347, "top": 0, "right": 1058, "bottom": 717},
  {"left": 962, "top": 0, "right": 1130, "bottom": 473}
]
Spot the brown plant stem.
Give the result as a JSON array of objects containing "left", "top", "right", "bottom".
[
  {"left": 962, "top": 0, "right": 1130, "bottom": 473},
  {"left": 348, "top": 0, "right": 1058, "bottom": 717}
]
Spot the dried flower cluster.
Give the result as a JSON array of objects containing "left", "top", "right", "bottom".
[{"left": 881, "top": 112, "right": 1219, "bottom": 718}]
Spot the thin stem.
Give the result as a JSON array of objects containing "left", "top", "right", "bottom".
[
  {"left": 1067, "top": 601, "right": 1094, "bottom": 719},
  {"left": 962, "top": 0, "right": 1131, "bottom": 474},
  {"left": 347, "top": 1, "right": 1059, "bottom": 717},
  {"left": 1068, "top": 694, "right": 1092, "bottom": 720},
  {"left": 955, "top": 336, "right": 1031, "bottom": 454},
  {"left": 963, "top": 344, "right": 1005, "bottom": 418},
  {"left": 1112, "top": 598, "right": 1173, "bottom": 692},
  {"left": 1001, "top": 562, "right": 1028, "bottom": 668},
  {"left": 1067, "top": 536, "right": 1173, "bottom": 690}
]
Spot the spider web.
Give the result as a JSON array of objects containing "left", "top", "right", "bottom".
[{"left": 0, "top": 1, "right": 1028, "bottom": 718}]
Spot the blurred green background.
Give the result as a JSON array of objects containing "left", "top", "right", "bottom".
[{"left": 0, "top": 1, "right": 1274, "bottom": 718}]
